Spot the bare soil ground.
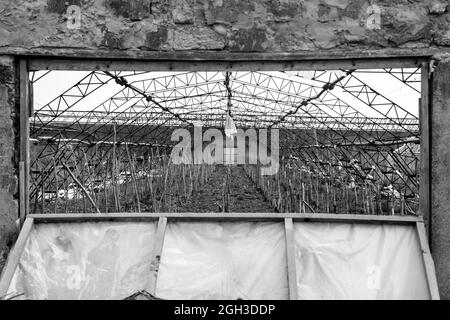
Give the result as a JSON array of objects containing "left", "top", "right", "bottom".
[{"left": 178, "top": 165, "right": 274, "bottom": 213}]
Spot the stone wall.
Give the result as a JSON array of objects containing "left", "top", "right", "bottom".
[
  {"left": 0, "top": 56, "right": 18, "bottom": 274},
  {"left": 0, "top": 0, "right": 448, "bottom": 54}
]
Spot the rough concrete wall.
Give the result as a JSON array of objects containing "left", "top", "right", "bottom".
[
  {"left": 0, "top": 56, "right": 18, "bottom": 274},
  {"left": 0, "top": 0, "right": 448, "bottom": 53},
  {"left": 431, "top": 57, "right": 450, "bottom": 300}
]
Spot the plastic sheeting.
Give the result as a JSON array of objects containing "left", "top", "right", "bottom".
[
  {"left": 293, "top": 222, "right": 430, "bottom": 300},
  {"left": 4, "top": 220, "right": 432, "bottom": 300},
  {"left": 7, "top": 222, "right": 157, "bottom": 300},
  {"left": 155, "top": 222, "right": 289, "bottom": 300}
]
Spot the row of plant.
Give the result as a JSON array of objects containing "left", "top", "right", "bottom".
[
  {"left": 30, "top": 143, "right": 215, "bottom": 214},
  {"left": 244, "top": 160, "right": 416, "bottom": 215}
]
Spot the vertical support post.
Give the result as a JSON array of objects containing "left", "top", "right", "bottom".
[
  {"left": 416, "top": 221, "right": 440, "bottom": 300},
  {"left": 125, "top": 142, "right": 141, "bottom": 213},
  {"left": 148, "top": 217, "right": 167, "bottom": 296},
  {"left": 419, "top": 62, "right": 431, "bottom": 238},
  {"left": 19, "top": 59, "right": 30, "bottom": 227},
  {"left": 284, "top": 218, "right": 298, "bottom": 300},
  {"left": 430, "top": 57, "right": 450, "bottom": 299},
  {"left": 18, "top": 162, "right": 25, "bottom": 222},
  {"left": 112, "top": 123, "right": 120, "bottom": 211}
]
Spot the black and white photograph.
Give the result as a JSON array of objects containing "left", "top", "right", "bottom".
[{"left": 0, "top": 0, "right": 448, "bottom": 308}]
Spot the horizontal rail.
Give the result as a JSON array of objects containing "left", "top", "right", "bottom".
[
  {"left": 26, "top": 54, "right": 428, "bottom": 72},
  {"left": 28, "top": 212, "right": 422, "bottom": 224},
  {"left": 32, "top": 112, "right": 420, "bottom": 132}
]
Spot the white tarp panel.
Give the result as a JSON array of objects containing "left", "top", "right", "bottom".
[
  {"left": 155, "top": 222, "right": 288, "bottom": 300},
  {"left": 7, "top": 222, "right": 157, "bottom": 300},
  {"left": 293, "top": 222, "right": 430, "bottom": 300},
  {"left": 3, "top": 220, "right": 432, "bottom": 300}
]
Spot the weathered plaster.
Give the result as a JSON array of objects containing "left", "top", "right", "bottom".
[
  {"left": 0, "top": 56, "right": 18, "bottom": 275},
  {"left": 0, "top": 0, "right": 448, "bottom": 53},
  {"left": 431, "top": 55, "right": 450, "bottom": 300}
]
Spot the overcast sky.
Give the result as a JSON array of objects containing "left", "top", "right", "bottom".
[{"left": 31, "top": 69, "right": 420, "bottom": 123}]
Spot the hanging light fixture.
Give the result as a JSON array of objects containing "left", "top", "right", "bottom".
[{"left": 224, "top": 72, "right": 237, "bottom": 138}]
